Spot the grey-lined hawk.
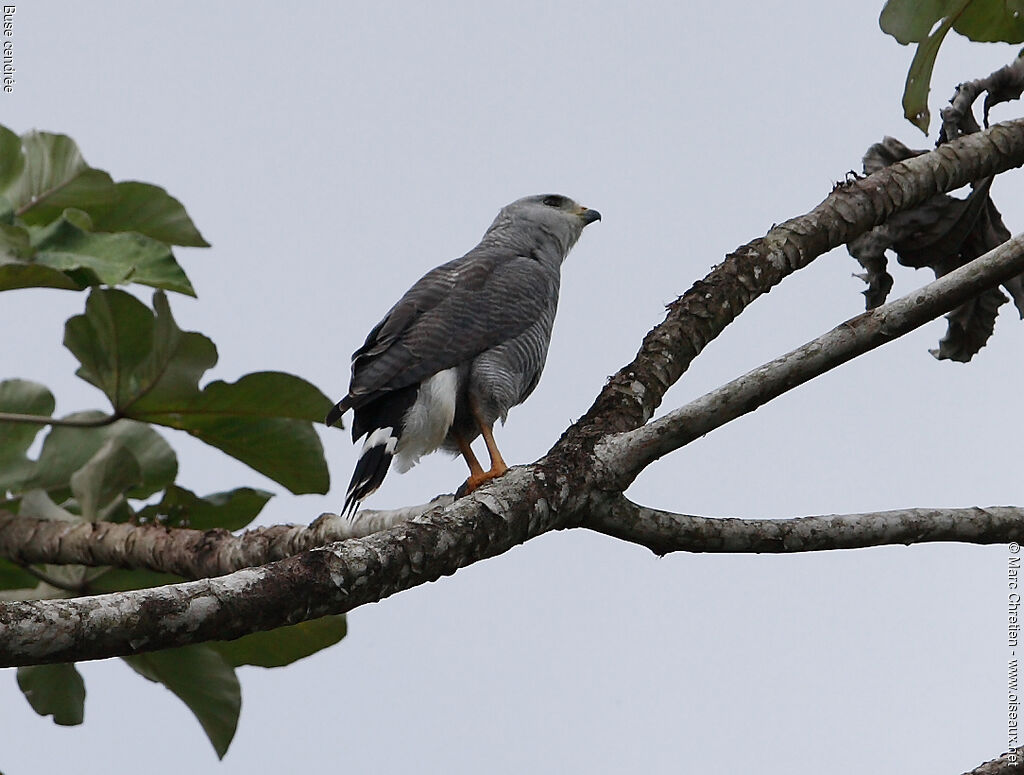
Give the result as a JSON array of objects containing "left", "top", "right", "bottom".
[{"left": 326, "top": 194, "right": 601, "bottom": 515}]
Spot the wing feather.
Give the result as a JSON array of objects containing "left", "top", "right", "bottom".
[{"left": 345, "top": 248, "right": 557, "bottom": 407}]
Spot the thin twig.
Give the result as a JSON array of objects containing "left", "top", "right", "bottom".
[{"left": 0, "top": 411, "right": 121, "bottom": 428}]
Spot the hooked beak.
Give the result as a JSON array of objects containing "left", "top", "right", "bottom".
[{"left": 578, "top": 206, "right": 601, "bottom": 225}]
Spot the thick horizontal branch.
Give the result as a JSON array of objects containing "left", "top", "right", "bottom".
[
  {"left": 0, "top": 497, "right": 452, "bottom": 578},
  {"left": 594, "top": 233, "right": 1024, "bottom": 483},
  {"left": 0, "top": 469, "right": 563, "bottom": 666},
  {"left": 587, "top": 497, "right": 1024, "bottom": 555}
]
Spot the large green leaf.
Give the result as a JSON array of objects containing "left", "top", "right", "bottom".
[
  {"left": 64, "top": 288, "right": 216, "bottom": 410},
  {"left": 955, "top": 0, "right": 1024, "bottom": 41},
  {"left": 0, "top": 256, "right": 92, "bottom": 291},
  {"left": 212, "top": 616, "right": 347, "bottom": 668},
  {"left": 25, "top": 414, "right": 177, "bottom": 500},
  {"left": 124, "top": 645, "right": 240, "bottom": 759},
  {"left": 136, "top": 484, "right": 273, "bottom": 530},
  {"left": 0, "top": 379, "right": 55, "bottom": 493},
  {"left": 27, "top": 210, "right": 195, "bottom": 296},
  {"left": 1, "top": 129, "right": 117, "bottom": 223},
  {"left": 65, "top": 289, "right": 331, "bottom": 494},
  {"left": 136, "top": 372, "right": 331, "bottom": 494},
  {"left": 879, "top": 0, "right": 959, "bottom": 43},
  {"left": 17, "top": 663, "right": 86, "bottom": 726},
  {"left": 89, "top": 181, "right": 209, "bottom": 247},
  {"left": 880, "top": 0, "right": 1024, "bottom": 43},
  {"left": 69, "top": 439, "right": 143, "bottom": 521}
]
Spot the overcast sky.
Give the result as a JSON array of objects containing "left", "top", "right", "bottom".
[{"left": 3, "top": 3, "right": 1022, "bottom": 773}]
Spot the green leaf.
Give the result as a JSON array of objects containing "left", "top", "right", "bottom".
[
  {"left": 137, "top": 484, "right": 273, "bottom": 530},
  {"left": 0, "top": 124, "right": 25, "bottom": 192},
  {"left": 64, "top": 288, "right": 331, "bottom": 493},
  {"left": 0, "top": 221, "right": 90, "bottom": 292},
  {"left": 879, "top": 0, "right": 960, "bottom": 44},
  {"left": 90, "top": 181, "right": 209, "bottom": 247},
  {"left": 124, "top": 645, "right": 240, "bottom": 759},
  {"left": 0, "top": 255, "right": 94, "bottom": 292},
  {"left": 0, "top": 557, "right": 39, "bottom": 590},
  {"left": 26, "top": 414, "right": 177, "bottom": 500},
  {"left": 1, "top": 129, "right": 117, "bottom": 223},
  {"left": 954, "top": 0, "right": 1024, "bottom": 42},
  {"left": 64, "top": 289, "right": 216, "bottom": 410},
  {"left": 17, "top": 663, "right": 86, "bottom": 726},
  {"left": 27, "top": 210, "right": 195, "bottom": 296},
  {"left": 137, "top": 372, "right": 331, "bottom": 494},
  {"left": 0, "top": 221, "right": 30, "bottom": 257},
  {"left": 69, "top": 439, "right": 143, "bottom": 521},
  {"left": 213, "top": 616, "right": 347, "bottom": 668},
  {"left": 902, "top": 13, "right": 958, "bottom": 132},
  {"left": 0, "top": 379, "right": 55, "bottom": 492},
  {"left": 19, "top": 488, "right": 78, "bottom": 522}
]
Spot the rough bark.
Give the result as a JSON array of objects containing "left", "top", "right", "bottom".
[
  {"left": 0, "top": 496, "right": 455, "bottom": 579},
  {"left": 0, "top": 470, "right": 545, "bottom": 665}
]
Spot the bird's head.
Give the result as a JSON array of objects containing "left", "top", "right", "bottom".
[{"left": 485, "top": 194, "right": 601, "bottom": 257}]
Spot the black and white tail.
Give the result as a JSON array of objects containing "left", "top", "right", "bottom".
[{"left": 326, "top": 385, "right": 418, "bottom": 517}]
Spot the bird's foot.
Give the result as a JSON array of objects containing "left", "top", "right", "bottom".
[{"left": 461, "top": 463, "right": 509, "bottom": 494}]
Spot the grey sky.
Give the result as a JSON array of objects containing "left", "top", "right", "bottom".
[{"left": 3, "top": 2, "right": 1020, "bottom": 773}]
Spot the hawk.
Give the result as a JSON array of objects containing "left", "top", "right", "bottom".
[{"left": 327, "top": 194, "right": 601, "bottom": 515}]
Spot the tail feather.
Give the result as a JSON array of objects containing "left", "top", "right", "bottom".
[
  {"left": 343, "top": 428, "right": 397, "bottom": 517},
  {"left": 336, "top": 384, "right": 418, "bottom": 516}
]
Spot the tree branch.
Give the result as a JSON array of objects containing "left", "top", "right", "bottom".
[
  {"left": 586, "top": 498, "right": 1024, "bottom": 555},
  {"left": 593, "top": 232, "right": 1024, "bottom": 485},
  {"left": 0, "top": 469, "right": 550, "bottom": 666},
  {"left": 0, "top": 497, "right": 453, "bottom": 578}
]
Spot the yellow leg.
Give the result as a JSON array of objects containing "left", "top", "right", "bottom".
[
  {"left": 478, "top": 421, "right": 508, "bottom": 479},
  {"left": 455, "top": 433, "right": 485, "bottom": 481},
  {"left": 461, "top": 402, "right": 509, "bottom": 492}
]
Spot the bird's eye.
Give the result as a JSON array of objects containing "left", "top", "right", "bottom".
[{"left": 542, "top": 195, "right": 565, "bottom": 208}]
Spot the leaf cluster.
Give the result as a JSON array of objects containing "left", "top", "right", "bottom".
[
  {"left": 0, "top": 125, "right": 342, "bottom": 757},
  {"left": 880, "top": 0, "right": 1024, "bottom": 132}
]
